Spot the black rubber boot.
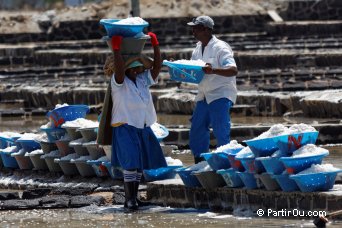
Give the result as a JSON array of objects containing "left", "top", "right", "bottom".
[
  {"left": 123, "top": 182, "right": 138, "bottom": 212},
  {"left": 194, "top": 156, "right": 205, "bottom": 164},
  {"left": 134, "top": 181, "right": 151, "bottom": 207}
]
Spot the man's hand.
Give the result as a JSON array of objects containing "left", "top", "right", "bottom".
[
  {"left": 111, "top": 36, "right": 123, "bottom": 51},
  {"left": 148, "top": 32, "right": 159, "bottom": 47},
  {"left": 202, "top": 63, "right": 214, "bottom": 74}
]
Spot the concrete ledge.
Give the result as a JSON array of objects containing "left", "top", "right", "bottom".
[{"left": 146, "top": 180, "right": 342, "bottom": 215}]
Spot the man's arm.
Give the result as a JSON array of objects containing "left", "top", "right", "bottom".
[{"left": 202, "top": 64, "right": 238, "bottom": 77}]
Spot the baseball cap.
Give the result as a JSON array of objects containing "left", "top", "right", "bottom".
[{"left": 187, "top": 16, "right": 214, "bottom": 29}]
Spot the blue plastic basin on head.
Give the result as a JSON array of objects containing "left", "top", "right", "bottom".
[
  {"left": 274, "top": 131, "right": 319, "bottom": 155},
  {"left": 176, "top": 167, "right": 202, "bottom": 187},
  {"left": 102, "top": 161, "right": 123, "bottom": 180},
  {"left": 46, "top": 105, "right": 89, "bottom": 128},
  {"left": 143, "top": 166, "right": 182, "bottom": 182},
  {"left": 100, "top": 19, "right": 149, "bottom": 37},
  {"left": 236, "top": 157, "right": 265, "bottom": 174},
  {"left": 279, "top": 151, "right": 329, "bottom": 174},
  {"left": 272, "top": 173, "right": 299, "bottom": 192},
  {"left": 256, "top": 157, "right": 285, "bottom": 175},
  {"left": 244, "top": 137, "right": 279, "bottom": 157},
  {"left": 40, "top": 127, "right": 66, "bottom": 142},
  {"left": 163, "top": 60, "right": 205, "bottom": 84},
  {"left": 217, "top": 168, "right": 244, "bottom": 188},
  {"left": 201, "top": 152, "right": 231, "bottom": 171},
  {"left": 289, "top": 170, "right": 342, "bottom": 192},
  {"left": 16, "top": 139, "right": 41, "bottom": 152}
]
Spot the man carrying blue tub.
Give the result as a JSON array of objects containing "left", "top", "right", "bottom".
[{"left": 187, "top": 16, "right": 238, "bottom": 163}]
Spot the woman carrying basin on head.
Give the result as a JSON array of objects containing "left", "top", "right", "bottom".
[{"left": 102, "top": 33, "right": 167, "bottom": 212}]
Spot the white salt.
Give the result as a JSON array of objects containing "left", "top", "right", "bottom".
[
  {"left": 0, "top": 131, "right": 22, "bottom": 139},
  {"left": 255, "top": 124, "right": 290, "bottom": 139},
  {"left": 62, "top": 118, "right": 98, "bottom": 128},
  {"left": 113, "top": 17, "right": 147, "bottom": 25},
  {"left": 35, "top": 134, "right": 49, "bottom": 142},
  {"left": 69, "top": 138, "right": 86, "bottom": 146},
  {"left": 40, "top": 122, "right": 52, "bottom": 129},
  {"left": 41, "top": 150, "right": 60, "bottom": 158},
  {"left": 25, "top": 149, "right": 44, "bottom": 156},
  {"left": 11, "top": 149, "right": 25, "bottom": 156},
  {"left": 185, "top": 161, "right": 209, "bottom": 171},
  {"left": 1, "top": 146, "right": 17, "bottom": 153},
  {"left": 60, "top": 134, "right": 71, "bottom": 141},
  {"left": 55, "top": 103, "right": 69, "bottom": 109},
  {"left": 97, "top": 156, "right": 110, "bottom": 162},
  {"left": 271, "top": 150, "right": 285, "bottom": 158},
  {"left": 71, "top": 155, "right": 92, "bottom": 162},
  {"left": 18, "top": 133, "right": 40, "bottom": 141},
  {"left": 288, "top": 123, "right": 317, "bottom": 134},
  {"left": 172, "top": 59, "right": 206, "bottom": 66},
  {"left": 192, "top": 164, "right": 213, "bottom": 173},
  {"left": 235, "top": 147, "right": 254, "bottom": 159},
  {"left": 213, "top": 140, "right": 244, "bottom": 152},
  {"left": 60, "top": 153, "right": 79, "bottom": 161},
  {"left": 165, "top": 157, "right": 183, "bottom": 166},
  {"left": 298, "top": 164, "right": 340, "bottom": 175},
  {"left": 83, "top": 141, "right": 97, "bottom": 146},
  {"left": 291, "top": 144, "right": 329, "bottom": 158}
]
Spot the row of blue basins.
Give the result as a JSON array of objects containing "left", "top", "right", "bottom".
[
  {"left": 0, "top": 105, "right": 169, "bottom": 181},
  {"left": 175, "top": 130, "right": 341, "bottom": 193}
]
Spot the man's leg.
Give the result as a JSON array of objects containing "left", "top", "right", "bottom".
[
  {"left": 189, "top": 100, "right": 211, "bottom": 163},
  {"left": 209, "top": 98, "right": 233, "bottom": 147}
]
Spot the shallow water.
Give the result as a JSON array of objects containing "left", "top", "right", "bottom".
[{"left": 0, "top": 206, "right": 341, "bottom": 228}]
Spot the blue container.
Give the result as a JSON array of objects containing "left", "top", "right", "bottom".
[
  {"left": 176, "top": 167, "right": 202, "bottom": 187},
  {"left": 236, "top": 157, "right": 266, "bottom": 174},
  {"left": 201, "top": 152, "right": 231, "bottom": 171},
  {"left": 272, "top": 173, "right": 299, "bottom": 192},
  {"left": 256, "top": 157, "right": 285, "bottom": 175},
  {"left": 290, "top": 170, "right": 342, "bottom": 192},
  {"left": 0, "top": 136, "right": 18, "bottom": 149},
  {"left": 151, "top": 123, "right": 169, "bottom": 142},
  {"left": 46, "top": 105, "right": 89, "bottom": 128},
  {"left": 274, "top": 131, "right": 319, "bottom": 155},
  {"left": 227, "top": 153, "right": 245, "bottom": 172},
  {"left": 279, "top": 151, "right": 329, "bottom": 174},
  {"left": 143, "top": 166, "right": 182, "bottom": 182},
  {"left": 87, "top": 160, "right": 109, "bottom": 177},
  {"left": 16, "top": 139, "right": 41, "bottom": 152},
  {"left": 163, "top": 60, "right": 205, "bottom": 84},
  {"left": 217, "top": 169, "right": 244, "bottom": 188},
  {"left": 102, "top": 161, "right": 123, "bottom": 180},
  {"left": 244, "top": 137, "right": 279, "bottom": 157},
  {"left": 0, "top": 151, "right": 19, "bottom": 169},
  {"left": 100, "top": 19, "right": 149, "bottom": 37},
  {"left": 236, "top": 172, "right": 261, "bottom": 189},
  {"left": 40, "top": 127, "right": 66, "bottom": 142},
  {"left": 0, "top": 137, "right": 7, "bottom": 149}
]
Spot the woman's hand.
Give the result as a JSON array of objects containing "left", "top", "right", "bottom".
[
  {"left": 111, "top": 36, "right": 123, "bottom": 51},
  {"left": 148, "top": 32, "right": 159, "bottom": 47}
]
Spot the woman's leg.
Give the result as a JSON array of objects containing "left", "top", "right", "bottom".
[{"left": 123, "top": 169, "right": 138, "bottom": 211}]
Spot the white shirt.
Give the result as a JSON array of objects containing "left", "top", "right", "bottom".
[
  {"left": 191, "top": 35, "right": 237, "bottom": 104},
  {"left": 111, "top": 70, "right": 157, "bottom": 129}
]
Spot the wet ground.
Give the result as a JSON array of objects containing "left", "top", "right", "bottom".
[{"left": 1, "top": 205, "right": 342, "bottom": 228}]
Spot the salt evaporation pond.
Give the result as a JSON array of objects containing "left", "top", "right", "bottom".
[{"left": 1, "top": 206, "right": 342, "bottom": 228}]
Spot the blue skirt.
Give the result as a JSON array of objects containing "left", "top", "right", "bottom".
[{"left": 111, "top": 124, "right": 167, "bottom": 170}]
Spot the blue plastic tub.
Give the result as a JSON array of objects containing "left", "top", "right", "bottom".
[
  {"left": 236, "top": 157, "right": 265, "bottom": 174},
  {"left": 244, "top": 137, "right": 279, "bottom": 157},
  {"left": 16, "top": 139, "right": 41, "bottom": 152},
  {"left": 274, "top": 131, "right": 319, "bottom": 155},
  {"left": 143, "top": 166, "right": 182, "bottom": 182},
  {"left": 87, "top": 160, "right": 109, "bottom": 177},
  {"left": 102, "top": 161, "right": 123, "bottom": 180},
  {"left": 272, "top": 173, "right": 299, "bottom": 192},
  {"left": 290, "top": 170, "right": 342, "bottom": 192},
  {"left": 100, "top": 19, "right": 149, "bottom": 37},
  {"left": 217, "top": 169, "right": 244, "bottom": 188},
  {"left": 151, "top": 123, "right": 169, "bottom": 142},
  {"left": 236, "top": 171, "right": 262, "bottom": 189},
  {"left": 176, "top": 167, "right": 202, "bottom": 187},
  {"left": 0, "top": 151, "right": 19, "bottom": 169},
  {"left": 279, "top": 151, "right": 329, "bottom": 174},
  {"left": 256, "top": 157, "right": 285, "bottom": 175},
  {"left": 163, "top": 60, "right": 205, "bottom": 84},
  {"left": 40, "top": 127, "right": 66, "bottom": 142},
  {"left": 227, "top": 153, "right": 245, "bottom": 172},
  {"left": 46, "top": 105, "right": 89, "bottom": 128},
  {"left": 201, "top": 152, "right": 231, "bottom": 171},
  {"left": 0, "top": 136, "right": 18, "bottom": 149}
]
